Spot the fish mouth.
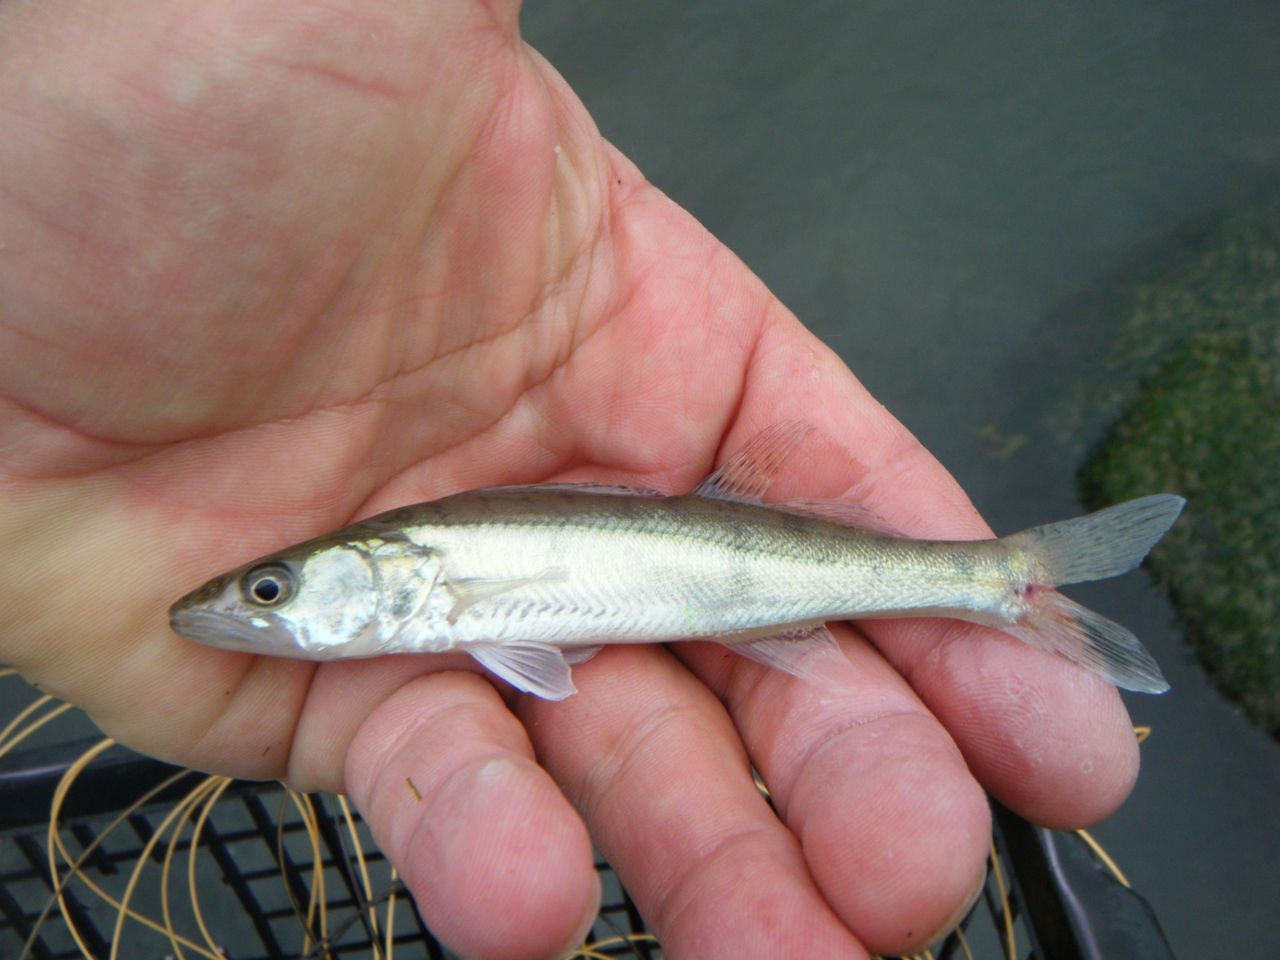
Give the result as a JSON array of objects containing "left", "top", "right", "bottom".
[{"left": 169, "top": 607, "right": 298, "bottom": 656}]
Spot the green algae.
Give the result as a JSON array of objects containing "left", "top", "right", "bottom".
[{"left": 1077, "top": 185, "right": 1280, "bottom": 736}]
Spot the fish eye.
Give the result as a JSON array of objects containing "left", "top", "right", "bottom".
[{"left": 241, "top": 564, "right": 295, "bottom": 607}]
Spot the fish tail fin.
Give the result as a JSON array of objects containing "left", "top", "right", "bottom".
[
  {"left": 1007, "top": 493, "right": 1185, "bottom": 587},
  {"left": 1000, "top": 494, "right": 1184, "bottom": 694},
  {"left": 1003, "top": 591, "right": 1170, "bottom": 693}
]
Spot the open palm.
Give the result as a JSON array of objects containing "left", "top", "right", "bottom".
[{"left": 1, "top": 3, "right": 1142, "bottom": 958}]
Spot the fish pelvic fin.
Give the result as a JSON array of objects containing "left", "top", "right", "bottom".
[
  {"left": 1003, "top": 591, "right": 1170, "bottom": 694},
  {"left": 1005, "top": 493, "right": 1185, "bottom": 587},
  {"left": 469, "top": 641, "right": 577, "bottom": 700}
]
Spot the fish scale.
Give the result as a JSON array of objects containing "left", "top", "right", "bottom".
[
  {"left": 361, "top": 490, "right": 1021, "bottom": 649},
  {"left": 170, "top": 422, "right": 1184, "bottom": 701}
]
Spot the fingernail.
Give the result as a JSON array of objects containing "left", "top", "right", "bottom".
[
  {"left": 549, "top": 868, "right": 603, "bottom": 960},
  {"left": 921, "top": 866, "right": 987, "bottom": 946}
]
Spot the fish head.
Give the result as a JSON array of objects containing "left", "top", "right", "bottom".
[{"left": 169, "top": 537, "right": 397, "bottom": 659}]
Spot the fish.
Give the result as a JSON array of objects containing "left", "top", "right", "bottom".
[{"left": 169, "top": 421, "right": 1184, "bottom": 700}]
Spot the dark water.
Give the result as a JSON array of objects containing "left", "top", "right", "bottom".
[{"left": 524, "top": 1, "right": 1280, "bottom": 954}]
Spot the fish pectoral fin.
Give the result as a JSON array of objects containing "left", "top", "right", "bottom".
[
  {"left": 725, "top": 624, "right": 845, "bottom": 682},
  {"left": 446, "top": 567, "right": 568, "bottom": 624},
  {"left": 694, "top": 420, "right": 814, "bottom": 503},
  {"left": 468, "top": 641, "right": 578, "bottom": 700}
]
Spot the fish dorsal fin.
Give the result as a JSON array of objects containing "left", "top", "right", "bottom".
[
  {"left": 478, "top": 482, "right": 666, "bottom": 498},
  {"left": 695, "top": 420, "right": 815, "bottom": 503},
  {"left": 773, "top": 498, "right": 907, "bottom": 538},
  {"left": 468, "top": 641, "right": 577, "bottom": 700}
]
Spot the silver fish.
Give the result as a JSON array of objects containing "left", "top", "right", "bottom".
[{"left": 169, "top": 422, "right": 1184, "bottom": 699}]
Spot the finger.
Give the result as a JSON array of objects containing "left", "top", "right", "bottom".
[
  {"left": 287, "top": 652, "right": 482, "bottom": 793},
  {"left": 681, "top": 625, "right": 991, "bottom": 956},
  {"left": 729, "top": 322, "right": 1142, "bottom": 828},
  {"left": 345, "top": 671, "right": 599, "bottom": 960},
  {"left": 862, "top": 615, "right": 1140, "bottom": 827},
  {"left": 522, "top": 645, "right": 868, "bottom": 960},
  {"left": 798, "top": 433, "right": 1140, "bottom": 827}
]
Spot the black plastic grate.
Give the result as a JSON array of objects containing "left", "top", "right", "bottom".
[
  {"left": 1, "top": 736, "right": 1174, "bottom": 959},
  {"left": 0, "top": 740, "right": 658, "bottom": 960}
]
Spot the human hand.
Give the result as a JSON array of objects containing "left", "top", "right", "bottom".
[{"left": 0, "top": 3, "right": 1142, "bottom": 957}]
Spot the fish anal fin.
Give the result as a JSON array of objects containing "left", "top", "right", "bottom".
[
  {"left": 695, "top": 420, "right": 815, "bottom": 503},
  {"left": 469, "top": 641, "right": 577, "bottom": 700},
  {"left": 446, "top": 567, "right": 567, "bottom": 624},
  {"left": 725, "top": 623, "right": 845, "bottom": 682}
]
